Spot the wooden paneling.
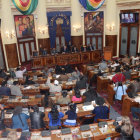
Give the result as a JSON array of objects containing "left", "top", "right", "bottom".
[
  {"left": 32, "top": 51, "right": 101, "bottom": 69},
  {"left": 71, "top": 36, "right": 83, "bottom": 51},
  {"left": 5, "top": 43, "right": 19, "bottom": 68},
  {"left": 38, "top": 38, "right": 50, "bottom": 54},
  {"left": 105, "top": 35, "right": 117, "bottom": 56}
]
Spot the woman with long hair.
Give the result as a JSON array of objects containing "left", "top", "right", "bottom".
[
  {"left": 48, "top": 105, "right": 64, "bottom": 130},
  {"left": 64, "top": 103, "right": 77, "bottom": 126},
  {"left": 115, "top": 116, "right": 134, "bottom": 140},
  {"left": 30, "top": 105, "right": 45, "bottom": 129},
  {"left": 72, "top": 88, "right": 82, "bottom": 102}
]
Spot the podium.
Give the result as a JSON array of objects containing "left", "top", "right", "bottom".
[{"left": 104, "top": 46, "right": 113, "bottom": 61}]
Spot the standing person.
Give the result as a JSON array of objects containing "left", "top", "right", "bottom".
[
  {"left": 12, "top": 106, "right": 29, "bottom": 131},
  {"left": 64, "top": 103, "right": 77, "bottom": 126},
  {"left": 30, "top": 105, "right": 45, "bottom": 129},
  {"left": 15, "top": 67, "right": 26, "bottom": 79},
  {"left": 48, "top": 105, "right": 64, "bottom": 130},
  {"left": 115, "top": 116, "right": 134, "bottom": 140},
  {"left": 113, "top": 82, "right": 127, "bottom": 101}
]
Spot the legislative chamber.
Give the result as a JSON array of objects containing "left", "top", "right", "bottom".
[{"left": 0, "top": 0, "right": 140, "bottom": 140}]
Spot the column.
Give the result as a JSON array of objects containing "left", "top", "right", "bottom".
[
  {"left": 71, "top": 0, "right": 83, "bottom": 50},
  {"left": 105, "top": 0, "right": 117, "bottom": 56},
  {"left": 36, "top": 0, "right": 50, "bottom": 53},
  {"left": 1, "top": 0, "right": 19, "bottom": 69}
]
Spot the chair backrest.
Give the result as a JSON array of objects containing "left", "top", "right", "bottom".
[
  {"left": 97, "top": 119, "right": 112, "bottom": 123},
  {"left": 30, "top": 128, "right": 44, "bottom": 132}
]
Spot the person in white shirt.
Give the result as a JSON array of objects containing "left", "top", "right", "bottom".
[
  {"left": 10, "top": 81, "right": 22, "bottom": 96},
  {"left": 46, "top": 74, "right": 62, "bottom": 93},
  {"left": 15, "top": 67, "right": 26, "bottom": 79}
]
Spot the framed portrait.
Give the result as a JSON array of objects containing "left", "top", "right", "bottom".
[
  {"left": 14, "top": 15, "right": 35, "bottom": 38},
  {"left": 84, "top": 12, "right": 104, "bottom": 34}
]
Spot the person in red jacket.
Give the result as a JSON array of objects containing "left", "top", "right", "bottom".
[{"left": 112, "top": 72, "right": 125, "bottom": 83}]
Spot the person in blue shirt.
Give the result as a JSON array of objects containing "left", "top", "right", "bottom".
[
  {"left": 12, "top": 106, "right": 29, "bottom": 131},
  {"left": 113, "top": 82, "right": 127, "bottom": 101},
  {"left": 92, "top": 97, "right": 109, "bottom": 122},
  {"left": 48, "top": 105, "right": 64, "bottom": 130},
  {"left": 64, "top": 103, "right": 77, "bottom": 126},
  {"left": 0, "top": 81, "right": 11, "bottom": 96}
]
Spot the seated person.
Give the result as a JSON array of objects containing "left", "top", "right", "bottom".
[
  {"left": 122, "top": 55, "right": 130, "bottom": 65},
  {"left": 48, "top": 105, "right": 64, "bottom": 130},
  {"left": 75, "top": 72, "right": 87, "bottom": 90},
  {"left": 61, "top": 45, "right": 69, "bottom": 54},
  {"left": 99, "top": 59, "right": 108, "bottom": 72},
  {"left": 81, "top": 45, "right": 87, "bottom": 52},
  {"left": 57, "top": 91, "right": 71, "bottom": 105},
  {"left": 112, "top": 72, "right": 125, "bottom": 84},
  {"left": 61, "top": 62, "right": 73, "bottom": 74},
  {"left": 55, "top": 65, "right": 63, "bottom": 74},
  {"left": 7, "top": 76, "right": 14, "bottom": 86},
  {"left": 51, "top": 48, "right": 57, "bottom": 55},
  {"left": 10, "top": 81, "right": 22, "bottom": 96},
  {"left": 46, "top": 74, "right": 62, "bottom": 93},
  {"left": 32, "top": 50, "right": 39, "bottom": 57},
  {"left": 64, "top": 103, "right": 77, "bottom": 126},
  {"left": 15, "top": 67, "right": 26, "bottom": 79},
  {"left": 0, "top": 104, "right": 5, "bottom": 131},
  {"left": 30, "top": 105, "right": 45, "bottom": 129},
  {"left": 9, "top": 68, "right": 16, "bottom": 78},
  {"left": 131, "top": 105, "right": 140, "bottom": 121},
  {"left": 72, "top": 88, "right": 82, "bottom": 102},
  {"left": 39, "top": 44, "right": 47, "bottom": 56},
  {"left": 0, "top": 81, "right": 11, "bottom": 96},
  {"left": 71, "top": 45, "right": 79, "bottom": 53},
  {"left": 123, "top": 66, "right": 131, "bottom": 80},
  {"left": 92, "top": 97, "right": 109, "bottom": 122},
  {"left": 111, "top": 60, "right": 120, "bottom": 68},
  {"left": 113, "top": 82, "right": 127, "bottom": 100},
  {"left": 0, "top": 68, "right": 7, "bottom": 79},
  {"left": 115, "top": 116, "right": 134, "bottom": 140},
  {"left": 83, "top": 87, "right": 97, "bottom": 102},
  {"left": 131, "top": 55, "right": 139, "bottom": 65},
  {"left": 87, "top": 44, "right": 94, "bottom": 51},
  {"left": 127, "top": 78, "right": 140, "bottom": 98},
  {"left": 12, "top": 106, "right": 29, "bottom": 131},
  {"left": 24, "top": 76, "right": 36, "bottom": 85}
]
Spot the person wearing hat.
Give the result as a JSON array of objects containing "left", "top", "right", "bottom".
[
  {"left": 46, "top": 74, "right": 62, "bottom": 93},
  {"left": 12, "top": 106, "right": 29, "bottom": 131},
  {"left": 57, "top": 91, "right": 71, "bottom": 105},
  {"left": 30, "top": 105, "right": 45, "bottom": 129},
  {"left": 92, "top": 97, "right": 109, "bottom": 122}
]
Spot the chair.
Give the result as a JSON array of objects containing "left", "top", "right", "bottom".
[
  {"left": 72, "top": 100, "right": 83, "bottom": 104},
  {"left": 79, "top": 114, "right": 95, "bottom": 125},
  {"left": 135, "top": 112, "right": 140, "bottom": 128},
  {"left": 59, "top": 104, "right": 68, "bottom": 107},
  {"left": 97, "top": 119, "right": 112, "bottom": 123}
]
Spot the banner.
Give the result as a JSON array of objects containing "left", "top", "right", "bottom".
[
  {"left": 79, "top": 0, "right": 105, "bottom": 11},
  {"left": 12, "top": 0, "right": 38, "bottom": 15},
  {"left": 47, "top": 12, "right": 71, "bottom": 48}
]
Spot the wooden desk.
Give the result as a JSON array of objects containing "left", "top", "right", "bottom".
[
  {"left": 1, "top": 120, "right": 120, "bottom": 140},
  {"left": 0, "top": 96, "right": 44, "bottom": 108},
  {"left": 122, "top": 95, "right": 140, "bottom": 116},
  {"left": 97, "top": 76, "right": 110, "bottom": 93},
  {"left": 32, "top": 51, "right": 101, "bottom": 69},
  {"left": 107, "top": 84, "right": 115, "bottom": 105}
]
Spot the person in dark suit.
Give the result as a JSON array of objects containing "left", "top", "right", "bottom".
[
  {"left": 71, "top": 45, "right": 79, "bottom": 53},
  {"left": 81, "top": 45, "right": 87, "bottom": 52},
  {"left": 87, "top": 44, "right": 94, "bottom": 51},
  {"left": 61, "top": 46, "right": 69, "bottom": 54},
  {"left": 75, "top": 72, "right": 87, "bottom": 89},
  {"left": 0, "top": 81, "right": 11, "bottom": 96},
  {"left": 67, "top": 41, "right": 72, "bottom": 52},
  {"left": 92, "top": 97, "right": 109, "bottom": 122}
]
